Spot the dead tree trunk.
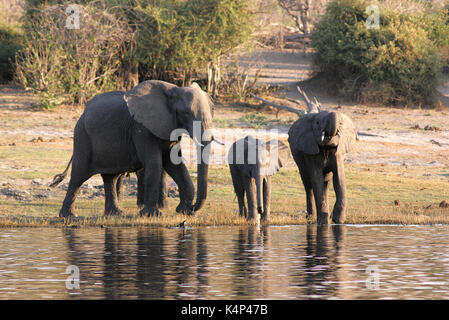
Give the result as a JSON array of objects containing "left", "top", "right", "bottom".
[{"left": 207, "top": 57, "right": 220, "bottom": 98}]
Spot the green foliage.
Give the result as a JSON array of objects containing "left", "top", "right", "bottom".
[
  {"left": 312, "top": 0, "right": 449, "bottom": 106},
  {"left": 134, "top": 0, "right": 254, "bottom": 84},
  {"left": 15, "top": 2, "right": 134, "bottom": 105},
  {"left": 241, "top": 113, "right": 268, "bottom": 128},
  {"left": 16, "top": 0, "right": 255, "bottom": 106},
  {"left": 0, "top": 20, "right": 22, "bottom": 83}
]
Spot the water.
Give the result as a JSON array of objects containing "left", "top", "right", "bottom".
[{"left": 1, "top": 225, "right": 449, "bottom": 299}]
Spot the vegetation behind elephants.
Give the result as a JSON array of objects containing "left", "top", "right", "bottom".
[{"left": 0, "top": 0, "right": 449, "bottom": 226}]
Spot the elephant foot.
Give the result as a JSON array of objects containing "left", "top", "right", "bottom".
[
  {"left": 176, "top": 203, "right": 194, "bottom": 216},
  {"left": 332, "top": 213, "right": 346, "bottom": 224},
  {"left": 305, "top": 212, "right": 315, "bottom": 224},
  {"left": 157, "top": 198, "right": 169, "bottom": 209},
  {"left": 317, "top": 212, "right": 330, "bottom": 225},
  {"left": 261, "top": 212, "right": 270, "bottom": 223},
  {"left": 104, "top": 207, "right": 123, "bottom": 216},
  {"left": 59, "top": 207, "right": 77, "bottom": 218},
  {"left": 139, "top": 207, "right": 162, "bottom": 217}
]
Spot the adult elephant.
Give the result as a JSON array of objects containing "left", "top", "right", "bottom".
[
  {"left": 288, "top": 110, "right": 356, "bottom": 225},
  {"left": 52, "top": 80, "right": 214, "bottom": 218}
]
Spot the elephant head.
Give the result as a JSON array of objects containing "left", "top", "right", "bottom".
[
  {"left": 289, "top": 111, "right": 356, "bottom": 155},
  {"left": 124, "top": 80, "right": 214, "bottom": 212}
]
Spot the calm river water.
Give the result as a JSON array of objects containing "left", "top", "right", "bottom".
[{"left": 1, "top": 225, "right": 449, "bottom": 299}]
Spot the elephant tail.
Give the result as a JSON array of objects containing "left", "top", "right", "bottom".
[{"left": 50, "top": 156, "right": 72, "bottom": 187}]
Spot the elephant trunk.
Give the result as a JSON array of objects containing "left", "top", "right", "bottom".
[
  {"left": 255, "top": 169, "right": 263, "bottom": 217},
  {"left": 327, "top": 112, "right": 339, "bottom": 137},
  {"left": 193, "top": 140, "right": 210, "bottom": 212}
]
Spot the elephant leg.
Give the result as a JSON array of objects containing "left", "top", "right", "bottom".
[
  {"left": 331, "top": 154, "right": 347, "bottom": 224},
  {"left": 310, "top": 168, "right": 329, "bottom": 225},
  {"left": 136, "top": 169, "right": 144, "bottom": 209},
  {"left": 322, "top": 173, "right": 331, "bottom": 218},
  {"left": 158, "top": 170, "right": 168, "bottom": 209},
  {"left": 244, "top": 177, "right": 257, "bottom": 221},
  {"left": 262, "top": 176, "right": 271, "bottom": 222},
  {"left": 293, "top": 152, "right": 316, "bottom": 221},
  {"left": 115, "top": 173, "right": 125, "bottom": 203},
  {"left": 140, "top": 154, "right": 163, "bottom": 217},
  {"left": 163, "top": 159, "right": 194, "bottom": 215},
  {"left": 58, "top": 162, "right": 91, "bottom": 218},
  {"left": 230, "top": 166, "right": 247, "bottom": 218},
  {"left": 102, "top": 174, "right": 123, "bottom": 216},
  {"left": 298, "top": 167, "right": 316, "bottom": 221}
]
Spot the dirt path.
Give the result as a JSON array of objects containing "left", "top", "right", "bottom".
[{"left": 235, "top": 48, "right": 449, "bottom": 169}]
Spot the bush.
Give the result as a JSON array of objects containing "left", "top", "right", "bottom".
[
  {"left": 134, "top": 0, "right": 254, "bottom": 85},
  {"left": 0, "top": 22, "right": 22, "bottom": 83},
  {"left": 15, "top": 2, "right": 134, "bottom": 104},
  {"left": 312, "top": 0, "right": 449, "bottom": 106},
  {"left": 16, "top": 0, "right": 255, "bottom": 105}
]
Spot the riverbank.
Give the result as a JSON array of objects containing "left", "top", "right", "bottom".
[
  {"left": 1, "top": 48, "right": 449, "bottom": 227},
  {"left": 1, "top": 164, "right": 449, "bottom": 227}
]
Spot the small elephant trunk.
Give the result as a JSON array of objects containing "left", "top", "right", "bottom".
[{"left": 255, "top": 172, "right": 263, "bottom": 216}]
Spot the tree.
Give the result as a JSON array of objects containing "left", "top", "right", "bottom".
[{"left": 277, "top": 0, "right": 330, "bottom": 34}]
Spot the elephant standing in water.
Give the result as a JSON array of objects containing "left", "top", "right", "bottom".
[
  {"left": 228, "top": 136, "right": 282, "bottom": 222},
  {"left": 51, "top": 80, "right": 215, "bottom": 218},
  {"left": 288, "top": 92, "right": 356, "bottom": 224}
]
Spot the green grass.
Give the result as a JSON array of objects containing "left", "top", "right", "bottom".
[
  {"left": 240, "top": 113, "right": 268, "bottom": 128},
  {"left": 213, "top": 118, "right": 235, "bottom": 128},
  {"left": 0, "top": 145, "right": 72, "bottom": 179},
  {"left": 1, "top": 165, "right": 449, "bottom": 227}
]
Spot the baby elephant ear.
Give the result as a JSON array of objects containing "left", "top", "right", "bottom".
[
  {"left": 124, "top": 80, "right": 178, "bottom": 140},
  {"left": 260, "top": 140, "right": 283, "bottom": 176},
  {"left": 288, "top": 114, "right": 319, "bottom": 155},
  {"left": 337, "top": 113, "right": 357, "bottom": 154}
]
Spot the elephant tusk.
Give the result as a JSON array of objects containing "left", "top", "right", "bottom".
[
  {"left": 321, "top": 131, "right": 325, "bottom": 142},
  {"left": 211, "top": 136, "right": 225, "bottom": 146},
  {"left": 193, "top": 136, "right": 204, "bottom": 147}
]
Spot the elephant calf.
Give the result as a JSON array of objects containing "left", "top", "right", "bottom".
[
  {"left": 228, "top": 136, "right": 282, "bottom": 222},
  {"left": 288, "top": 110, "right": 356, "bottom": 225}
]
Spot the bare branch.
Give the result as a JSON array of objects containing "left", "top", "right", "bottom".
[
  {"left": 296, "top": 86, "right": 320, "bottom": 113},
  {"left": 249, "top": 93, "right": 305, "bottom": 115}
]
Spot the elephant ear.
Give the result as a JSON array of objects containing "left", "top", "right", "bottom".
[
  {"left": 124, "top": 80, "right": 177, "bottom": 140},
  {"left": 260, "top": 139, "right": 283, "bottom": 176},
  {"left": 337, "top": 113, "right": 357, "bottom": 154},
  {"left": 287, "top": 114, "right": 319, "bottom": 155}
]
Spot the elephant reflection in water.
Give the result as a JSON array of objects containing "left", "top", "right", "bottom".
[
  {"left": 232, "top": 226, "right": 271, "bottom": 298},
  {"left": 63, "top": 228, "right": 141, "bottom": 299},
  {"left": 290, "top": 225, "right": 347, "bottom": 299},
  {"left": 136, "top": 228, "right": 209, "bottom": 299}
]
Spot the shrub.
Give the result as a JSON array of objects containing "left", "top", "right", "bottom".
[
  {"left": 16, "top": 0, "right": 255, "bottom": 105},
  {"left": 312, "top": 0, "right": 449, "bottom": 106},
  {"left": 15, "top": 2, "right": 134, "bottom": 104},
  {"left": 0, "top": 20, "right": 22, "bottom": 83},
  {"left": 133, "top": 0, "right": 255, "bottom": 85}
]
